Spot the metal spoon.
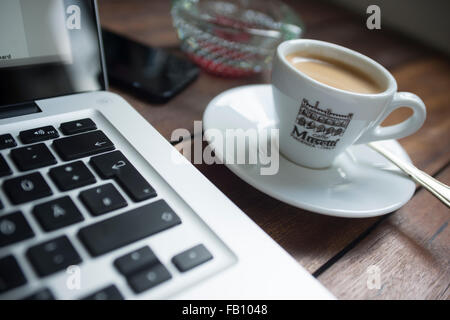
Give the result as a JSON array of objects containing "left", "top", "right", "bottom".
[{"left": 368, "top": 142, "right": 450, "bottom": 208}]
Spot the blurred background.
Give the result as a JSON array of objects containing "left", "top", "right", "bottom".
[
  {"left": 329, "top": 0, "right": 450, "bottom": 55},
  {"left": 97, "top": 0, "right": 450, "bottom": 140},
  {"left": 99, "top": 0, "right": 450, "bottom": 78}
]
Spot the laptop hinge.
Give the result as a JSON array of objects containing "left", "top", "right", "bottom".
[{"left": 0, "top": 101, "right": 42, "bottom": 120}]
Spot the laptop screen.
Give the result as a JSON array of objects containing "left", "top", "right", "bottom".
[{"left": 0, "top": 0, "right": 106, "bottom": 107}]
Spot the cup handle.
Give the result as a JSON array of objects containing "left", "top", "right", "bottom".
[{"left": 355, "top": 92, "right": 426, "bottom": 144}]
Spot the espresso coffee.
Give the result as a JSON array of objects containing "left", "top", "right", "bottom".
[{"left": 285, "top": 52, "right": 383, "bottom": 94}]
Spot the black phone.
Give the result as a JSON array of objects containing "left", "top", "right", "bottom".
[{"left": 101, "top": 29, "right": 199, "bottom": 103}]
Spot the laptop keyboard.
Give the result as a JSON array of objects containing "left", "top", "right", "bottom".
[{"left": 0, "top": 118, "right": 218, "bottom": 299}]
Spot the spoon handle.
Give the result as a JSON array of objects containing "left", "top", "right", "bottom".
[{"left": 368, "top": 142, "right": 450, "bottom": 208}]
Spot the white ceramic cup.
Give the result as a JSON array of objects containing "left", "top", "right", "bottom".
[{"left": 271, "top": 39, "right": 427, "bottom": 169}]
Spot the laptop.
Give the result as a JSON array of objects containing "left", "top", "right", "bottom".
[{"left": 0, "top": 0, "right": 333, "bottom": 300}]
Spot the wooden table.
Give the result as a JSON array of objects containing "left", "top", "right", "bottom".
[{"left": 98, "top": 0, "right": 450, "bottom": 299}]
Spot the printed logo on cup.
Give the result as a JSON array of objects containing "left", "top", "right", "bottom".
[{"left": 291, "top": 98, "right": 353, "bottom": 150}]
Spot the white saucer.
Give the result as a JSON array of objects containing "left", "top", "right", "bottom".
[{"left": 203, "top": 84, "right": 416, "bottom": 218}]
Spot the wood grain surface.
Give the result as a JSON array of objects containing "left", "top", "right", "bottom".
[
  {"left": 97, "top": 0, "right": 450, "bottom": 299},
  {"left": 318, "top": 167, "right": 450, "bottom": 299}
]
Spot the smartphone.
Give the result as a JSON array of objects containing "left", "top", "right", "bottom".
[{"left": 101, "top": 29, "right": 199, "bottom": 103}]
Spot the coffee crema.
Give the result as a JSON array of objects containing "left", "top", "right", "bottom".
[{"left": 285, "top": 52, "right": 383, "bottom": 94}]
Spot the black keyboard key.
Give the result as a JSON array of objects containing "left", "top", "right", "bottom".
[
  {"left": 61, "top": 118, "right": 97, "bottom": 135},
  {"left": 0, "top": 255, "right": 27, "bottom": 294},
  {"left": 0, "top": 212, "right": 34, "bottom": 248},
  {"left": 90, "top": 151, "right": 131, "bottom": 179},
  {"left": 114, "top": 246, "right": 159, "bottom": 277},
  {"left": 11, "top": 143, "right": 57, "bottom": 171},
  {"left": 172, "top": 244, "right": 213, "bottom": 272},
  {"left": 0, "top": 134, "right": 17, "bottom": 150},
  {"left": 128, "top": 263, "right": 171, "bottom": 294},
  {"left": 49, "top": 161, "right": 96, "bottom": 191},
  {"left": 90, "top": 151, "right": 156, "bottom": 202},
  {"left": 20, "top": 126, "right": 59, "bottom": 144},
  {"left": 26, "top": 236, "right": 82, "bottom": 277},
  {"left": 33, "top": 196, "right": 84, "bottom": 232},
  {"left": 117, "top": 169, "right": 156, "bottom": 202},
  {"left": 23, "top": 288, "right": 55, "bottom": 300},
  {"left": 82, "top": 285, "right": 124, "bottom": 300},
  {"left": 0, "top": 154, "right": 12, "bottom": 177},
  {"left": 3, "top": 172, "right": 52, "bottom": 205},
  {"left": 79, "top": 183, "right": 127, "bottom": 216},
  {"left": 53, "top": 130, "right": 115, "bottom": 161},
  {"left": 78, "top": 200, "right": 181, "bottom": 257}
]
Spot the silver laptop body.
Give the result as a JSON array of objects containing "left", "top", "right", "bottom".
[{"left": 0, "top": 0, "right": 332, "bottom": 300}]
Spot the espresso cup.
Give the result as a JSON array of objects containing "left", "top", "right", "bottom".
[{"left": 271, "top": 39, "right": 426, "bottom": 169}]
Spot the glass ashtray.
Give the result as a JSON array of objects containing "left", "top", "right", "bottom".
[{"left": 171, "top": 0, "right": 304, "bottom": 77}]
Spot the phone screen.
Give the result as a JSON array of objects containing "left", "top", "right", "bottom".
[{"left": 102, "top": 29, "right": 199, "bottom": 103}]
